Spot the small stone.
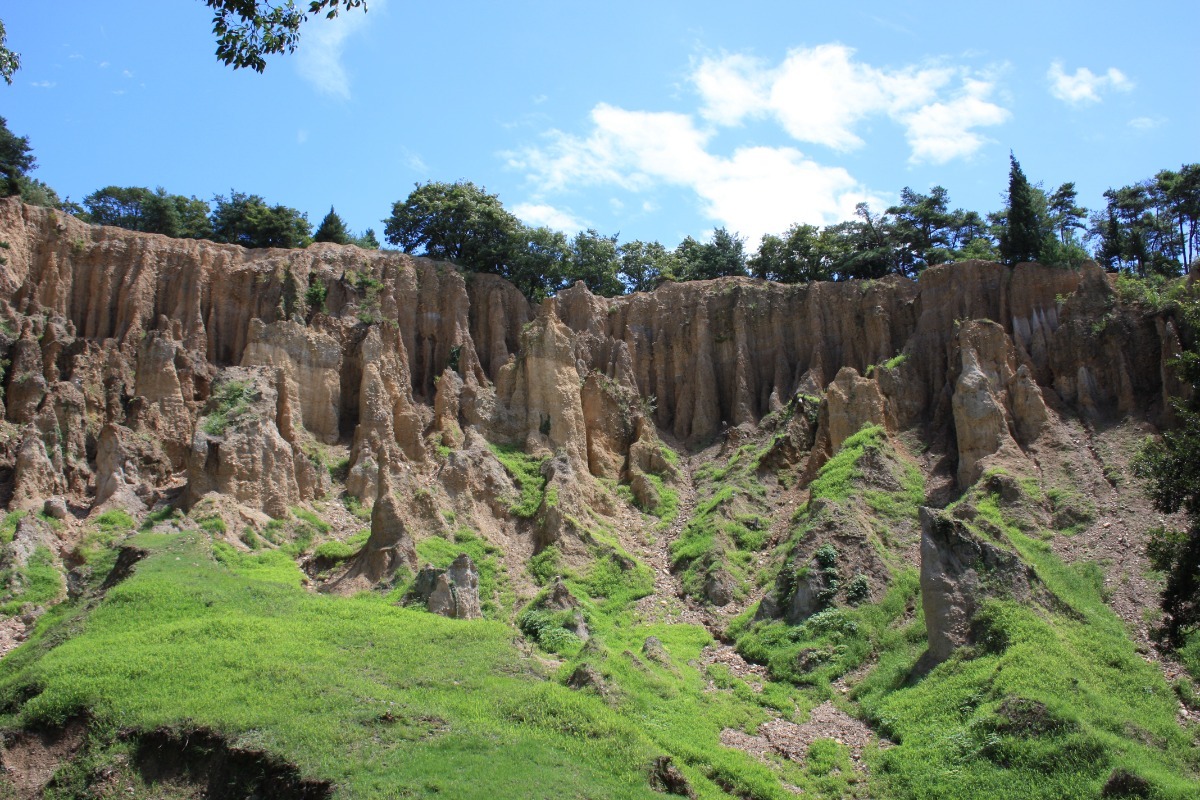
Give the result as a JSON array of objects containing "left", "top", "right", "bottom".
[{"left": 43, "top": 497, "right": 69, "bottom": 520}]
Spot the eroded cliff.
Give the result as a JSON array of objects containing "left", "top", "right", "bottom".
[{"left": 1, "top": 198, "right": 1198, "bottom": 799}]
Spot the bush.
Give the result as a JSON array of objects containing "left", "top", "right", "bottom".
[{"left": 202, "top": 380, "right": 252, "bottom": 436}]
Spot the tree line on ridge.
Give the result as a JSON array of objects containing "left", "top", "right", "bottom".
[{"left": 2, "top": 117, "right": 1197, "bottom": 300}]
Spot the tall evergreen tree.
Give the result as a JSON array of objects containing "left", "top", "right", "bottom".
[
  {"left": 314, "top": 206, "right": 352, "bottom": 244},
  {"left": 999, "top": 153, "right": 1042, "bottom": 265},
  {"left": 0, "top": 116, "right": 35, "bottom": 197},
  {"left": 355, "top": 228, "right": 380, "bottom": 250}
]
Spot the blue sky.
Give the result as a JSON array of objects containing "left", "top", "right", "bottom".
[{"left": 3, "top": 1, "right": 1196, "bottom": 249}]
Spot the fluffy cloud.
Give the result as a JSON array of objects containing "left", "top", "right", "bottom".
[
  {"left": 510, "top": 44, "right": 1007, "bottom": 240},
  {"left": 1047, "top": 61, "right": 1133, "bottom": 106},
  {"left": 512, "top": 202, "right": 586, "bottom": 233},
  {"left": 899, "top": 79, "right": 1013, "bottom": 164},
  {"left": 508, "top": 104, "right": 876, "bottom": 243},
  {"left": 693, "top": 44, "right": 1007, "bottom": 161}
]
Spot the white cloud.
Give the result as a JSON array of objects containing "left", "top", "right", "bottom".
[
  {"left": 122, "top": 69, "right": 133, "bottom": 78},
  {"left": 693, "top": 52, "right": 772, "bottom": 126},
  {"left": 509, "top": 104, "right": 877, "bottom": 243},
  {"left": 512, "top": 203, "right": 586, "bottom": 233},
  {"left": 1047, "top": 61, "right": 1133, "bottom": 105},
  {"left": 294, "top": 0, "right": 381, "bottom": 98},
  {"left": 692, "top": 45, "right": 1006, "bottom": 161},
  {"left": 899, "top": 78, "right": 1011, "bottom": 164},
  {"left": 1128, "top": 116, "right": 1166, "bottom": 131},
  {"left": 30, "top": 81, "right": 55, "bottom": 89},
  {"left": 510, "top": 44, "right": 1008, "bottom": 240}
]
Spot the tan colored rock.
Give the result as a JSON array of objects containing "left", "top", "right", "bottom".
[
  {"left": 493, "top": 311, "right": 589, "bottom": 468},
  {"left": 241, "top": 319, "right": 342, "bottom": 445},
  {"left": 425, "top": 554, "right": 482, "bottom": 620},
  {"left": 11, "top": 429, "right": 64, "bottom": 511},
  {"left": 580, "top": 372, "right": 636, "bottom": 480},
  {"left": 823, "top": 367, "right": 894, "bottom": 454},
  {"left": 4, "top": 328, "right": 46, "bottom": 425},
  {"left": 919, "top": 507, "right": 1035, "bottom": 667},
  {"left": 346, "top": 324, "right": 427, "bottom": 504},
  {"left": 185, "top": 368, "right": 305, "bottom": 518},
  {"left": 629, "top": 471, "right": 661, "bottom": 512},
  {"left": 94, "top": 424, "right": 146, "bottom": 512},
  {"left": 133, "top": 328, "right": 194, "bottom": 467},
  {"left": 432, "top": 367, "right": 464, "bottom": 446},
  {"left": 0, "top": 197, "right": 1187, "bottom": 557},
  {"left": 330, "top": 462, "right": 418, "bottom": 592},
  {"left": 951, "top": 320, "right": 1047, "bottom": 487}
]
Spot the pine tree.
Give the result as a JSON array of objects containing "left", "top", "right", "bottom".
[
  {"left": 355, "top": 228, "right": 380, "bottom": 249},
  {"left": 999, "top": 153, "right": 1042, "bottom": 265},
  {"left": 314, "top": 206, "right": 352, "bottom": 245}
]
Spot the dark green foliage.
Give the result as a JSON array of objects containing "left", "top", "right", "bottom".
[
  {"left": 201, "top": 379, "right": 253, "bottom": 435},
  {"left": 565, "top": 229, "right": 623, "bottom": 297},
  {"left": 618, "top": 239, "right": 679, "bottom": 293},
  {"left": 999, "top": 153, "right": 1044, "bottom": 265},
  {"left": 0, "top": 20, "right": 18, "bottom": 84},
  {"left": 354, "top": 227, "right": 380, "bottom": 249},
  {"left": 0, "top": 116, "right": 35, "bottom": 197},
  {"left": 1133, "top": 290, "right": 1200, "bottom": 646},
  {"left": 313, "top": 206, "right": 352, "bottom": 244},
  {"left": 304, "top": 275, "right": 328, "bottom": 311},
  {"left": 529, "top": 545, "right": 561, "bottom": 585},
  {"left": 206, "top": 1, "right": 367, "bottom": 73},
  {"left": 384, "top": 180, "right": 521, "bottom": 274},
  {"left": 487, "top": 443, "right": 548, "bottom": 518},
  {"left": 517, "top": 607, "right": 583, "bottom": 655},
  {"left": 210, "top": 190, "right": 311, "bottom": 249},
  {"left": 1048, "top": 182, "right": 1088, "bottom": 248},
  {"left": 845, "top": 574, "right": 871, "bottom": 605},
  {"left": 674, "top": 227, "right": 747, "bottom": 281},
  {"left": 82, "top": 186, "right": 212, "bottom": 239},
  {"left": 1094, "top": 165, "right": 1200, "bottom": 277},
  {"left": 750, "top": 223, "right": 830, "bottom": 283},
  {"left": 886, "top": 185, "right": 953, "bottom": 273},
  {"left": 511, "top": 226, "right": 570, "bottom": 301}
]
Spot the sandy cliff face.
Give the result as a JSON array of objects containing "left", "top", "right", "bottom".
[{"left": 0, "top": 199, "right": 1185, "bottom": 567}]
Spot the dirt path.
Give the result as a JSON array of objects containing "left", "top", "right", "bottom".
[{"left": 628, "top": 433, "right": 884, "bottom": 781}]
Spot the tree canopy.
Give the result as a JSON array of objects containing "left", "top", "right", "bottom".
[
  {"left": 211, "top": 191, "right": 311, "bottom": 248},
  {"left": 314, "top": 206, "right": 352, "bottom": 245},
  {"left": 0, "top": 116, "right": 34, "bottom": 197},
  {"left": 999, "top": 153, "right": 1044, "bottom": 265},
  {"left": 83, "top": 186, "right": 212, "bottom": 239},
  {"left": 384, "top": 181, "right": 522, "bottom": 275},
  {"left": 0, "top": 4, "right": 368, "bottom": 84},
  {"left": 0, "top": 20, "right": 18, "bottom": 85},
  {"left": 205, "top": 1, "right": 368, "bottom": 72}
]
